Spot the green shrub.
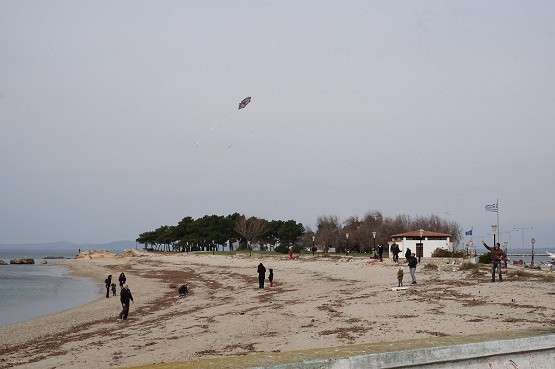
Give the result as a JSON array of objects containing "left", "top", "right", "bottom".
[
  {"left": 479, "top": 252, "right": 491, "bottom": 264},
  {"left": 431, "top": 248, "right": 465, "bottom": 258},
  {"left": 292, "top": 244, "right": 302, "bottom": 253},
  {"left": 274, "top": 245, "right": 289, "bottom": 254},
  {"left": 274, "top": 244, "right": 302, "bottom": 254}
]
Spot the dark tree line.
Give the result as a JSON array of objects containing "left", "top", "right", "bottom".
[
  {"left": 136, "top": 210, "right": 462, "bottom": 253},
  {"left": 136, "top": 213, "right": 305, "bottom": 252}
]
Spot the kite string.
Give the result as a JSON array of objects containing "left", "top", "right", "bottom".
[
  {"left": 220, "top": 129, "right": 255, "bottom": 153},
  {"left": 194, "top": 110, "right": 232, "bottom": 148}
]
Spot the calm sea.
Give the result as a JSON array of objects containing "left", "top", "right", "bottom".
[
  {"left": 484, "top": 247, "right": 553, "bottom": 265},
  {"left": 0, "top": 248, "right": 117, "bottom": 327}
]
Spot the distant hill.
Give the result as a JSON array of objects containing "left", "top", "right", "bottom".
[{"left": 0, "top": 240, "right": 137, "bottom": 251}]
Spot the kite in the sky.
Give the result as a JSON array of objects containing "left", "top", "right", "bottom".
[
  {"left": 238, "top": 97, "right": 251, "bottom": 109},
  {"left": 194, "top": 97, "right": 253, "bottom": 149}
]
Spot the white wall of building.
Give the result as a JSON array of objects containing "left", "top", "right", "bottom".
[{"left": 389, "top": 237, "right": 451, "bottom": 258}]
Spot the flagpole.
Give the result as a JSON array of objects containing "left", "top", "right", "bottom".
[
  {"left": 496, "top": 199, "right": 500, "bottom": 245},
  {"left": 470, "top": 228, "right": 474, "bottom": 257}
]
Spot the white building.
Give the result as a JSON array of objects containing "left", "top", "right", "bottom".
[{"left": 389, "top": 230, "right": 451, "bottom": 258}]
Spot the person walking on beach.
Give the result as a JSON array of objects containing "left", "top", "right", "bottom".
[
  {"left": 268, "top": 268, "right": 274, "bottom": 287},
  {"left": 257, "top": 263, "right": 266, "bottom": 289},
  {"left": 111, "top": 283, "right": 117, "bottom": 296},
  {"left": 408, "top": 253, "right": 418, "bottom": 284},
  {"left": 105, "top": 275, "right": 112, "bottom": 298},
  {"left": 119, "top": 284, "right": 134, "bottom": 320},
  {"left": 397, "top": 266, "right": 404, "bottom": 287},
  {"left": 118, "top": 272, "right": 126, "bottom": 288},
  {"left": 391, "top": 242, "right": 400, "bottom": 264},
  {"left": 482, "top": 241, "right": 507, "bottom": 282}
]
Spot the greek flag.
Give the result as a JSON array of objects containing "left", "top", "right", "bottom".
[
  {"left": 465, "top": 228, "right": 473, "bottom": 236},
  {"left": 485, "top": 203, "right": 498, "bottom": 212}
]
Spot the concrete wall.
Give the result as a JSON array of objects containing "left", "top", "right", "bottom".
[{"left": 251, "top": 333, "right": 555, "bottom": 369}]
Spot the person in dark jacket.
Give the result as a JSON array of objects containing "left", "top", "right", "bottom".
[
  {"left": 391, "top": 242, "right": 400, "bottom": 264},
  {"left": 268, "top": 269, "right": 274, "bottom": 287},
  {"left": 178, "top": 284, "right": 188, "bottom": 297},
  {"left": 119, "top": 284, "right": 134, "bottom": 320},
  {"left": 405, "top": 248, "right": 411, "bottom": 263},
  {"left": 118, "top": 272, "right": 127, "bottom": 288},
  {"left": 105, "top": 275, "right": 112, "bottom": 298},
  {"left": 257, "top": 263, "right": 266, "bottom": 289},
  {"left": 408, "top": 253, "right": 418, "bottom": 284},
  {"left": 483, "top": 241, "right": 507, "bottom": 282},
  {"left": 378, "top": 244, "right": 384, "bottom": 262}
]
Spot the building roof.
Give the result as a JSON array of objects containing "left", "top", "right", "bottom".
[{"left": 391, "top": 230, "right": 451, "bottom": 238}]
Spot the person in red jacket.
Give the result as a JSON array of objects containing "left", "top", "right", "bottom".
[{"left": 482, "top": 241, "right": 507, "bottom": 282}]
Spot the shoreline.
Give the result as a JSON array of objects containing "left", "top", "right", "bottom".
[
  {"left": 0, "top": 262, "right": 102, "bottom": 328},
  {"left": 2, "top": 252, "right": 555, "bottom": 369}
]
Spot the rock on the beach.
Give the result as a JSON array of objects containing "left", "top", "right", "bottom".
[
  {"left": 118, "top": 248, "right": 147, "bottom": 258},
  {"left": 0, "top": 260, "right": 7, "bottom": 265},
  {"left": 10, "top": 258, "right": 35, "bottom": 264},
  {"left": 75, "top": 249, "right": 118, "bottom": 259},
  {"left": 74, "top": 248, "right": 147, "bottom": 260}
]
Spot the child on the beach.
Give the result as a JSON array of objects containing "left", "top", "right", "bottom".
[
  {"left": 397, "top": 267, "right": 404, "bottom": 287},
  {"left": 111, "top": 283, "right": 117, "bottom": 296},
  {"left": 268, "top": 269, "right": 274, "bottom": 287}
]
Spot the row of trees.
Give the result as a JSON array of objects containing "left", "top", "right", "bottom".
[
  {"left": 136, "top": 210, "right": 462, "bottom": 254},
  {"left": 305, "top": 211, "right": 462, "bottom": 254},
  {"left": 136, "top": 213, "right": 305, "bottom": 252}
]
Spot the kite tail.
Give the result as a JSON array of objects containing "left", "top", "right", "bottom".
[
  {"left": 221, "top": 129, "right": 255, "bottom": 153},
  {"left": 193, "top": 110, "right": 232, "bottom": 148}
]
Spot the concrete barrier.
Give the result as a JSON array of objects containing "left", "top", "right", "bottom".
[
  {"left": 124, "top": 330, "right": 555, "bottom": 369},
  {"left": 251, "top": 332, "right": 555, "bottom": 369}
]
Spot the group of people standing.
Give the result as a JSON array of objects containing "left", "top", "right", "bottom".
[
  {"left": 257, "top": 263, "right": 273, "bottom": 288},
  {"left": 393, "top": 246, "right": 419, "bottom": 286},
  {"left": 104, "top": 272, "right": 134, "bottom": 320},
  {"left": 392, "top": 244, "right": 419, "bottom": 286},
  {"left": 104, "top": 273, "right": 127, "bottom": 298}
]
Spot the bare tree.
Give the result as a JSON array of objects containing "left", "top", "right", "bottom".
[
  {"left": 358, "top": 210, "right": 384, "bottom": 253},
  {"left": 234, "top": 215, "right": 268, "bottom": 254},
  {"left": 316, "top": 214, "right": 341, "bottom": 253},
  {"left": 344, "top": 216, "right": 362, "bottom": 253},
  {"left": 300, "top": 226, "right": 316, "bottom": 252}
]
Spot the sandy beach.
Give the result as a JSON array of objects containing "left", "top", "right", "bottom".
[{"left": 2, "top": 251, "right": 555, "bottom": 369}]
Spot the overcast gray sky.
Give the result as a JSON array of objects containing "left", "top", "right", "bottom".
[{"left": 1, "top": 1, "right": 553, "bottom": 249}]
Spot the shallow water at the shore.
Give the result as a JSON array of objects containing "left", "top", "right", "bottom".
[{"left": 0, "top": 249, "right": 102, "bottom": 327}]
